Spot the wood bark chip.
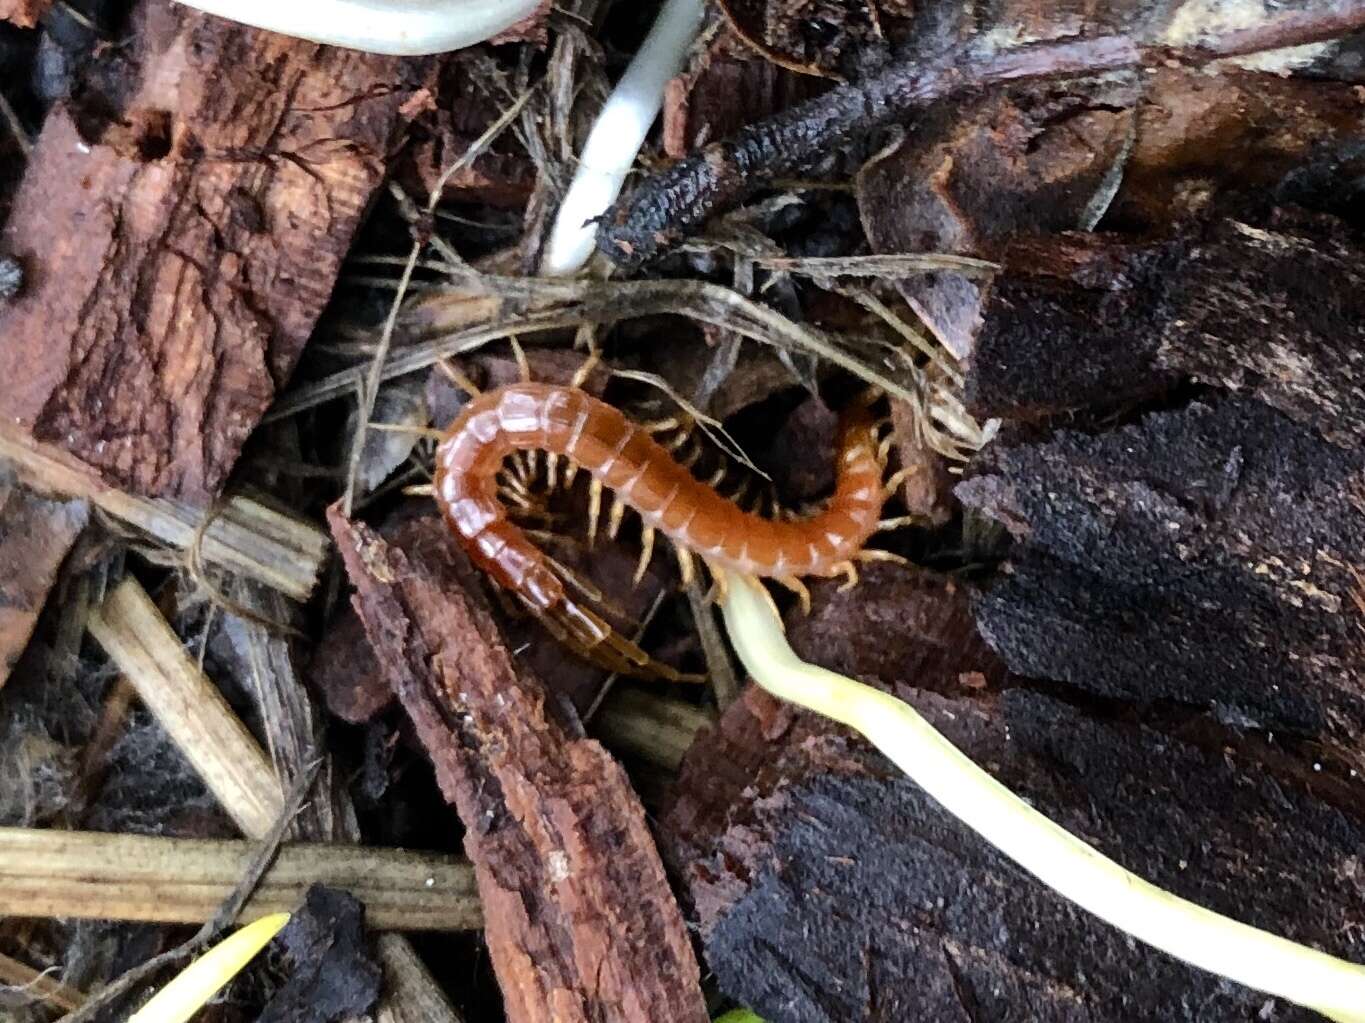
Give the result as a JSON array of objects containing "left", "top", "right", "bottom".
[
  {"left": 328, "top": 507, "right": 708, "bottom": 1023},
  {"left": 0, "top": 5, "right": 434, "bottom": 501},
  {"left": 0, "top": 470, "right": 87, "bottom": 689},
  {"left": 662, "top": 576, "right": 1365, "bottom": 1022}
]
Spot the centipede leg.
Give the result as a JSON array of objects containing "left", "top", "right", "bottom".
[
  {"left": 403, "top": 483, "right": 436, "bottom": 497},
  {"left": 878, "top": 516, "right": 918, "bottom": 532},
  {"left": 832, "top": 560, "right": 859, "bottom": 591},
  {"left": 883, "top": 466, "right": 919, "bottom": 497},
  {"left": 607, "top": 492, "right": 627, "bottom": 540},
  {"left": 702, "top": 560, "right": 728, "bottom": 605},
  {"left": 634, "top": 526, "right": 656, "bottom": 585},
  {"left": 674, "top": 544, "right": 697, "bottom": 588},
  {"left": 878, "top": 434, "right": 897, "bottom": 465},
  {"left": 775, "top": 575, "right": 812, "bottom": 616},
  {"left": 563, "top": 458, "right": 581, "bottom": 488},
  {"left": 546, "top": 451, "right": 561, "bottom": 490},
  {"left": 587, "top": 477, "right": 603, "bottom": 547},
  {"left": 857, "top": 548, "right": 910, "bottom": 567}
]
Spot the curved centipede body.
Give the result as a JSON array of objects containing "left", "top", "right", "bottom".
[{"left": 433, "top": 382, "right": 892, "bottom": 679}]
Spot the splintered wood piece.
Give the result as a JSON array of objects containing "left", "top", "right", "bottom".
[
  {"left": 87, "top": 576, "right": 285, "bottom": 838},
  {"left": 0, "top": 828, "right": 480, "bottom": 932},
  {"left": 0, "top": 5, "right": 434, "bottom": 501},
  {"left": 328, "top": 507, "right": 708, "bottom": 1023},
  {"left": 0, "top": 424, "right": 327, "bottom": 600},
  {"left": 0, "top": 469, "right": 88, "bottom": 688}
]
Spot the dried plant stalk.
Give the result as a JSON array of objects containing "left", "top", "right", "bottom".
[
  {"left": 0, "top": 425, "right": 327, "bottom": 601},
  {"left": 87, "top": 577, "right": 285, "bottom": 837},
  {"left": 0, "top": 828, "right": 480, "bottom": 931},
  {"left": 595, "top": 688, "right": 710, "bottom": 771}
]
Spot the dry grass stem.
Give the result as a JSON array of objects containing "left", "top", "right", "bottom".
[
  {"left": 0, "top": 426, "right": 327, "bottom": 600},
  {"left": 0, "top": 828, "right": 480, "bottom": 932},
  {"left": 87, "top": 577, "right": 285, "bottom": 837}
]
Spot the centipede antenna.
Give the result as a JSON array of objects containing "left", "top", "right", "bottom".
[
  {"left": 776, "top": 576, "right": 812, "bottom": 616},
  {"left": 546, "top": 451, "right": 561, "bottom": 490},
  {"left": 635, "top": 525, "right": 656, "bottom": 586},
  {"left": 674, "top": 543, "right": 697, "bottom": 588},
  {"left": 607, "top": 492, "right": 628, "bottom": 540},
  {"left": 587, "top": 477, "right": 603, "bottom": 547},
  {"left": 438, "top": 358, "right": 481, "bottom": 397},
  {"left": 878, "top": 516, "right": 919, "bottom": 532},
  {"left": 366, "top": 422, "right": 447, "bottom": 441},
  {"left": 857, "top": 548, "right": 910, "bottom": 566},
  {"left": 832, "top": 560, "right": 860, "bottom": 591},
  {"left": 509, "top": 334, "right": 531, "bottom": 383},
  {"left": 883, "top": 466, "right": 920, "bottom": 497},
  {"left": 570, "top": 350, "right": 601, "bottom": 391}
]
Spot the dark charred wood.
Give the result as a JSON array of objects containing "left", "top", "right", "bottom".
[
  {"left": 964, "top": 209, "right": 1365, "bottom": 441},
  {"left": 957, "top": 397, "right": 1365, "bottom": 742},
  {"left": 664, "top": 679, "right": 1365, "bottom": 1023},
  {"left": 599, "top": 5, "right": 1365, "bottom": 270},
  {"left": 328, "top": 508, "right": 708, "bottom": 1023}
]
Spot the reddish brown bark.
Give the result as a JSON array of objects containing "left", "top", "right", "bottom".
[
  {"left": 328, "top": 508, "right": 708, "bottom": 1023},
  {"left": 0, "top": 5, "right": 434, "bottom": 501}
]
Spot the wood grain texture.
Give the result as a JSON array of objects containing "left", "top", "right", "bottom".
[
  {"left": 329, "top": 508, "right": 708, "bottom": 1023},
  {"left": 0, "top": 4, "right": 433, "bottom": 500}
]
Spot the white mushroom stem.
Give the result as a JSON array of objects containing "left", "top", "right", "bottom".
[
  {"left": 541, "top": 0, "right": 706, "bottom": 276},
  {"left": 719, "top": 568, "right": 1365, "bottom": 1023},
  {"left": 170, "top": 0, "right": 544, "bottom": 56}
]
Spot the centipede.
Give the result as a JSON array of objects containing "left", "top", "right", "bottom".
[{"left": 430, "top": 360, "right": 909, "bottom": 681}]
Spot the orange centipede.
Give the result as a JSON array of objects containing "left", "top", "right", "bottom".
[{"left": 431, "top": 366, "right": 907, "bottom": 680}]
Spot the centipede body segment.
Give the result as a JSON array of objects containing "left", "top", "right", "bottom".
[{"left": 432, "top": 381, "right": 891, "bottom": 678}]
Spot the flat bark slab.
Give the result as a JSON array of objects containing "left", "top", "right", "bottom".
[
  {"left": 0, "top": 470, "right": 87, "bottom": 687},
  {"left": 0, "top": 5, "right": 433, "bottom": 500},
  {"left": 328, "top": 508, "right": 708, "bottom": 1023},
  {"left": 665, "top": 664, "right": 1365, "bottom": 1021},
  {"left": 958, "top": 397, "right": 1365, "bottom": 740},
  {"left": 965, "top": 210, "right": 1365, "bottom": 437}
]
